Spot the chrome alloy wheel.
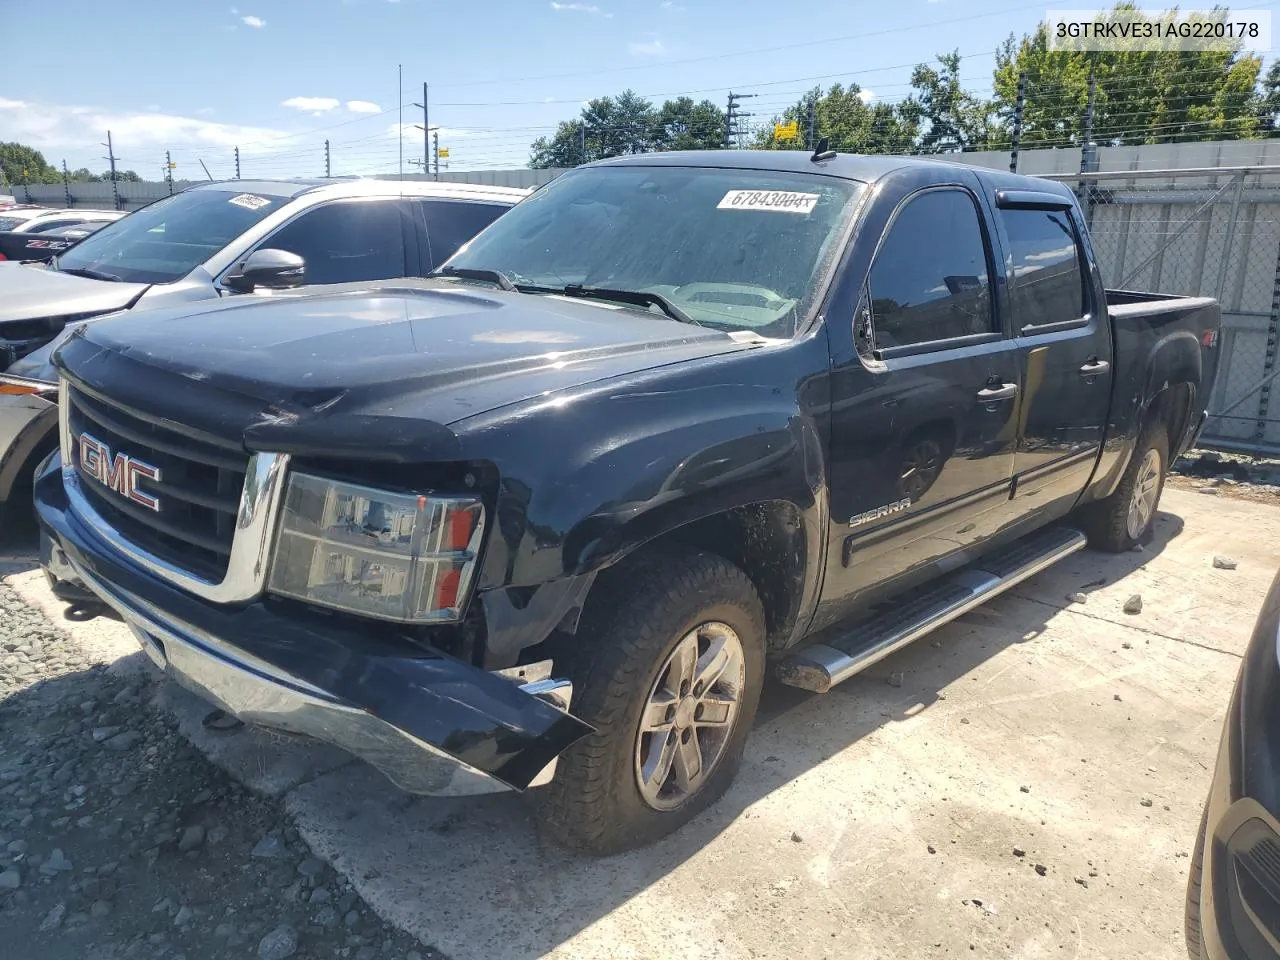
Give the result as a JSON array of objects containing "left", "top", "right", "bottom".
[
  {"left": 634, "top": 621, "right": 746, "bottom": 811},
  {"left": 1127, "top": 447, "right": 1162, "bottom": 541}
]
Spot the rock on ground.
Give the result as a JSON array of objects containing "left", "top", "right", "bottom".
[{"left": 0, "top": 579, "right": 441, "bottom": 960}]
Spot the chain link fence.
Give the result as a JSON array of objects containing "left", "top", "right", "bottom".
[{"left": 1037, "top": 166, "right": 1280, "bottom": 456}]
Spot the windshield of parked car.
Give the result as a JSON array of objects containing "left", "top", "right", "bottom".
[
  {"left": 442, "top": 166, "right": 864, "bottom": 337},
  {"left": 54, "top": 188, "right": 289, "bottom": 284}
]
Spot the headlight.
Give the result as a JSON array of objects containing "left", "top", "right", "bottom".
[
  {"left": 0, "top": 373, "right": 58, "bottom": 399},
  {"left": 267, "top": 472, "right": 485, "bottom": 623}
]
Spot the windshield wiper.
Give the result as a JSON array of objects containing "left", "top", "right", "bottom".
[
  {"left": 559, "top": 284, "right": 702, "bottom": 327},
  {"left": 430, "top": 266, "right": 516, "bottom": 292},
  {"left": 58, "top": 266, "right": 123, "bottom": 282}
]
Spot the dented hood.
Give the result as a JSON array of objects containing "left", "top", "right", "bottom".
[{"left": 53, "top": 281, "right": 749, "bottom": 457}]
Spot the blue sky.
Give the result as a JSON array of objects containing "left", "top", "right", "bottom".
[{"left": 2, "top": 0, "right": 1274, "bottom": 178}]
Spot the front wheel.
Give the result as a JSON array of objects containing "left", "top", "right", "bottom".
[
  {"left": 1078, "top": 420, "right": 1169, "bottom": 552},
  {"left": 534, "top": 546, "right": 766, "bottom": 855}
]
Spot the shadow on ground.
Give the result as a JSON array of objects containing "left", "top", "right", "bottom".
[{"left": 266, "top": 514, "right": 1185, "bottom": 960}]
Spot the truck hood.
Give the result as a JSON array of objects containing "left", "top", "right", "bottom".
[
  {"left": 0, "top": 261, "right": 147, "bottom": 322},
  {"left": 55, "top": 282, "right": 753, "bottom": 457}
]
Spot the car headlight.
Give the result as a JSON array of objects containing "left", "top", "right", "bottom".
[{"left": 267, "top": 472, "right": 485, "bottom": 623}]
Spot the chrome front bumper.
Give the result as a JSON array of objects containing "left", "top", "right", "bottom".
[{"left": 69, "top": 555, "right": 571, "bottom": 795}]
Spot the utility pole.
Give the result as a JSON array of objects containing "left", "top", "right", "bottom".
[
  {"left": 725, "top": 92, "right": 756, "bottom": 149},
  {"left": 61, "top": 159, "right": 71, "bottom": 208},
  {"left": 324, "top": 139, "right": 331, "bottom": 178},
  {"left": 806, "top": 99, "right": 817, "bottom": 152},
  {"left": 412, "top": 83, "right": 430, "bottom": 178},
  {"left": 1078, "top": 68, "right": 1098, "bottom": 225},
  {"left": 165, "top": 150, "right": 174, "bottom": 195},
  {"left": 579, "top": 123, "right": 587, "bottom": 165},
  {"left": 102, "top": 131, "right": 120, "bottom": 211},
  {"left": 398, "top": 63, "right": 403, "bottom": 180},
  {"left": 1009, "top": 71, "right": 1027, "bottom": 174},
  {"left": 433, "top": 131, "right": 440, "bottom": 180},
  {"left": 234, "top": 146, "right": 241, "bottom": 180}
]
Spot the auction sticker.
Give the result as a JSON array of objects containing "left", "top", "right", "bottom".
[
  {"left": 228, "top": 193, "right": 271, "bottom": 210},
  {"left": 718, "top": 190, "right": 819, "bottom": 214}
]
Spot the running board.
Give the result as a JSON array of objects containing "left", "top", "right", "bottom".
[{"left": 777, "top": 526, "right": 1087, "bottom": 693}]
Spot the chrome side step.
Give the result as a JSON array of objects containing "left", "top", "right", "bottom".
[{"left": 778, "top": 526, "right": 1087, "bottom": 693}]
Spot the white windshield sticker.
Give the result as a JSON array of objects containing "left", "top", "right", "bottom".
[
  {"left": 717, "top": 190, "right": 819, "bottom": 214},
  {"left": 228, "top": 193, "right": 271, "bottom": 210}
]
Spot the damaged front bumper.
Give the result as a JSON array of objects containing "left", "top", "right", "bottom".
[{"left": 34, "top": 457, "right": 593, "bottom": 797}]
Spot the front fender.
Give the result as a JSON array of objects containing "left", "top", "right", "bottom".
[{"left": 456, "top": 338, "right": 829, "bottom": 594}]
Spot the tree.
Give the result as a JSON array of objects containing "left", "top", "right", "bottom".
[
  {"left": 530, "top": 91, "right": 725, "bottom": 168},
  {"left": 1260, "top": 60, "right": 1280, "bottom": 131},
  {"left": 0, "top": 142, "right": 61, "bottom": 185},
  {"left": 993, "top": 3, "right": 1264, "bottom": 146},
  {"left": 753, "top": 84, "right": 918, "bottom": 154},
  {"left": 910, "top": 51, "right": 998, "bottom": 152},
  {"left": 650, "top": 97, "right": 726, "bottom": 151}
]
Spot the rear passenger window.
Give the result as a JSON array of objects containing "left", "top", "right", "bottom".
[
  {"left": 868, "top": 189, "right": 994, "bottom": 350},
  {"left": 417, "top": 200, "right": 508, "bottom": 271},
  {"left": 1000, "top": 207, "right": 1086, "bottom": 327}
]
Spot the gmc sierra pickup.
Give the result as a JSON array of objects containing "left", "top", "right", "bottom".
[{"left": 34, "top": 150, "right": 1221, "bottom": 854}]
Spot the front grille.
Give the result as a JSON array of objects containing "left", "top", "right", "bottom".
[{"left": 67, "top": 384, "right": 249, "bottom": 582}]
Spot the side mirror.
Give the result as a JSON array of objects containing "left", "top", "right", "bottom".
[{"left": 225, "top": 248, "right": 305, "bottom": 293}]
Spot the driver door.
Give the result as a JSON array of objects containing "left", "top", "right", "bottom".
[{"left": 821, "top": 181, "right": 1022, "bottom": 614}]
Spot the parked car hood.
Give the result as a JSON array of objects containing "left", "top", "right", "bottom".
[
  {"left": 54, "top": 282, "right": 755, "bottom": 458},
  {"left": 0, "top": 261, "right": 147, "bottom": 322}
]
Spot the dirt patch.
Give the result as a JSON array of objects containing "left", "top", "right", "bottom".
[{"left": 0, "top": 581, "right": 440, "bottom": 960}]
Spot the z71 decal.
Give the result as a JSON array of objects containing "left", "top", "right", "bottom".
[{"left": 849, "top": 498, "right": 912, "bottom": 528}]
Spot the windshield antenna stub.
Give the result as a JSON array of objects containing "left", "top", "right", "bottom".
[{"left": 811, "top": 137, "right": 837, "bottom": 163}]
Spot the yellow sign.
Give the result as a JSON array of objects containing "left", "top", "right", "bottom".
[
  {"left": 774, "top": 121, "right": 799, "bottom": 141},
  {"left": 167, "top": 162, "right": 177, "bottom": 169},
  {"left": 438, "top": 147, "right": 450, "bottom": 159}
]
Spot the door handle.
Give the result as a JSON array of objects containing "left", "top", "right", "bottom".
[
  {"left": 976, "top": 383, "right": 1018, "bottom": 402},
  {"left": 1080, "top": 358, "right": 1110, "bottom": 377}
]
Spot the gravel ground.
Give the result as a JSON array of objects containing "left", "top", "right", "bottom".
[{"left": 0, "top": 575, "right": 439, "bottom": 960}]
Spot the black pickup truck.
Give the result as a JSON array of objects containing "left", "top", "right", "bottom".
[{"left": 34, "top": 151, "right": 1220, "bottom": 854}]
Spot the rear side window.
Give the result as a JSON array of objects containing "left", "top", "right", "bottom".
[
  {"left": 263, "top": 200, "right": 409, "bottom": 285},
  {"left": 999, "top": 208, "right": 1086, "bottom": 327},
  {"left": 868, "top": 189, "right": 994, "bottom": 350},
  {"left": 417, "top": 200, "right": 508, "bottom": 271}
]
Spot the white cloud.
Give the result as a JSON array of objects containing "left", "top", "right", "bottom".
[
  {"left": 628, "top": 38, "right": 665, "bottom": 56},
  {"left": 0, "top": 98, "right": 295, "bottom": 162},
  {"left": 282, "top": 96, "right": 340, "bottom": 112},
  {"left": 550, "top": 1, "right": 607, "bottom": 13},
  {"left": 241, "top": 14, "right": 265, "bottom": 27},
  {"left": 659, "top": 0, "right": 687, "bottom": 10},
  {"left": 857, "top": 89, "right": 874, "bottom": 104},
  {"left": 346, "top": 100, "right": 382, "bottom": 114}
]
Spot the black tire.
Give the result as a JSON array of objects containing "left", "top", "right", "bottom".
[
  {"left": 534, "top": 545, "right": 766, "bottom": 855},
  {"left": 1185, "top": 803, "right": 1207, "bottom": 959},
  {"left": 1078, "top": 419, "right": 1169, "bottom": 552}
]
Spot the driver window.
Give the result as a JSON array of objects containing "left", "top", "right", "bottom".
[
  {"left": 867, "top": 188, "right": 994, "bottom": 350},
  {"left": 261, "top": 200, "right": 408, "bottom": 285}
]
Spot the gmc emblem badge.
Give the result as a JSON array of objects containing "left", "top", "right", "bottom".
[{"left": 78, "top": 432, "right": 162, "bottom": 512}]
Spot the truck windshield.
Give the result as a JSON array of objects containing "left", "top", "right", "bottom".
[
  {"left": 443, "top": 166, "right": 864, "bottom": 336},
  {"left": 54, "top": 188, "right": 288, "bottom": 285}
]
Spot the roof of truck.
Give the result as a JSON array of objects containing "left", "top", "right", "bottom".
[{"left": 588, "top": 150, "right": 1073, "bottom": 196}]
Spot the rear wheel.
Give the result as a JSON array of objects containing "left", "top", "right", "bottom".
[
  {"left": 1078, "top": 420, "right": 1169, "bottom": 552},
  {"left": 534, "top": 545, "right": 765, "bottom": 855}
]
